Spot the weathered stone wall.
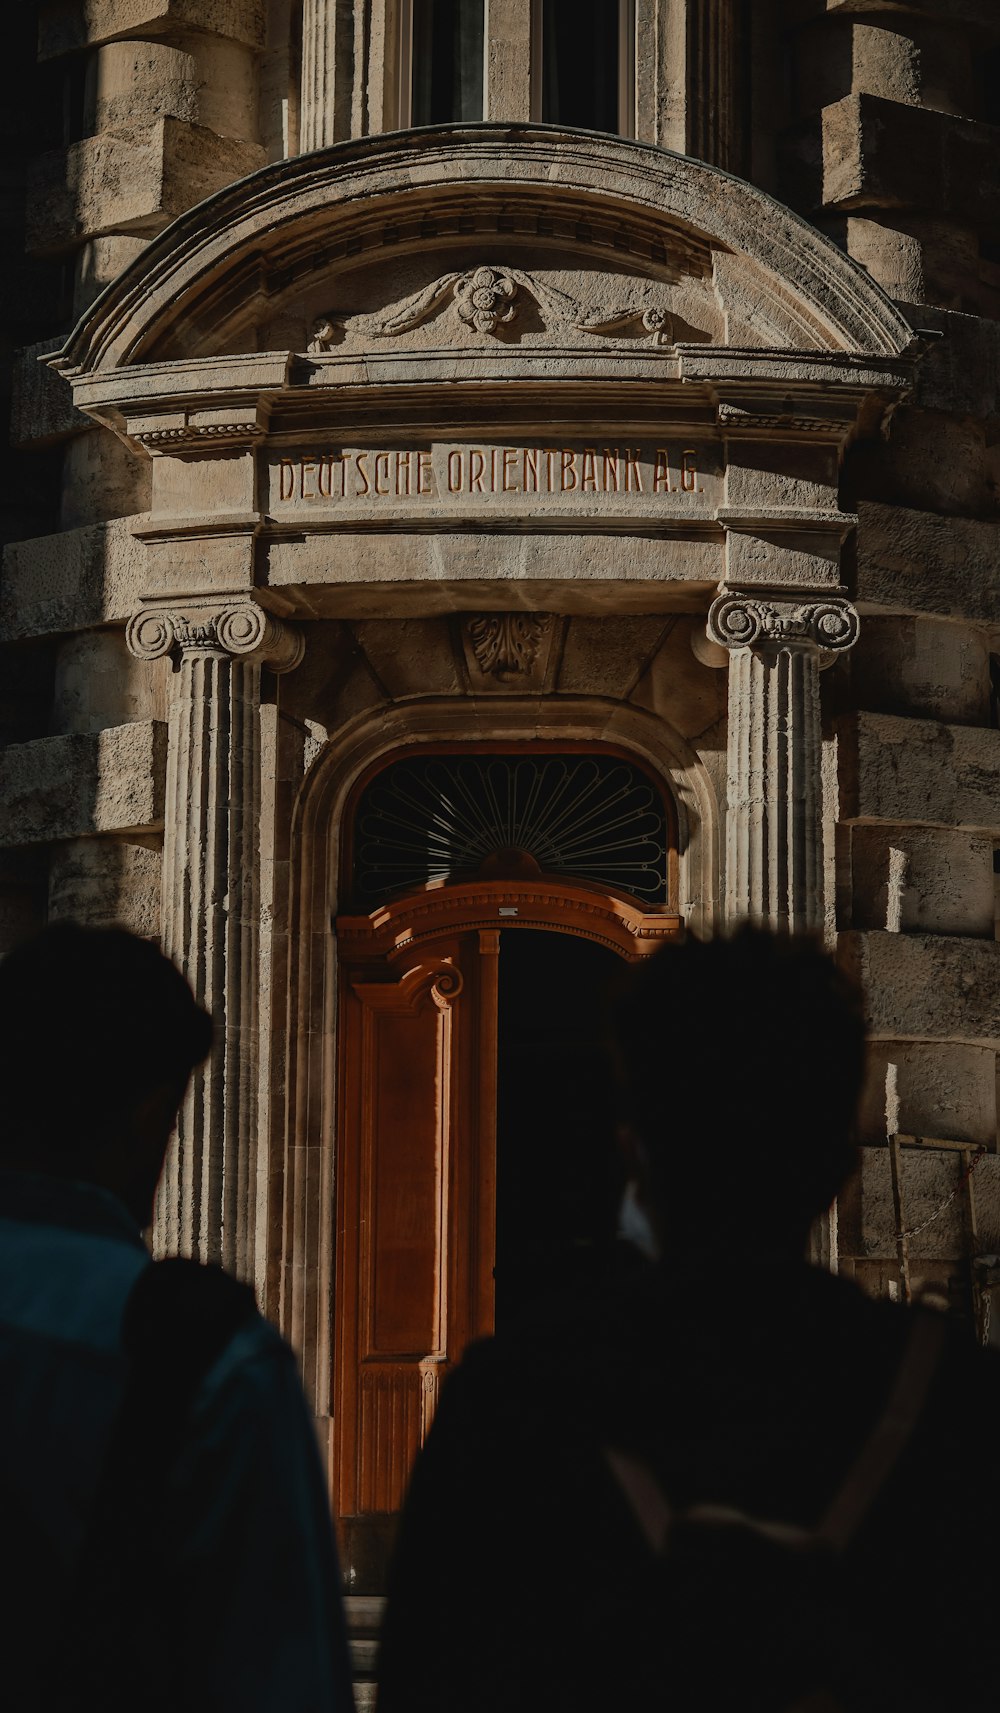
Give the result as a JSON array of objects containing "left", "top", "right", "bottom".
[
  {"left": 1, "top": 0, "right": 275, "bottom": 947},
  {"left": 761, "top": 0, "right": 1000, "bottom": 1310}
]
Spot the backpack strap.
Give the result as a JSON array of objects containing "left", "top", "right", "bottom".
[
  {"left": 605, "top": 1308, "right": 947, "bottom": 1559},
  {"left": 816, "top": 1308, "right": 946, "bottom": 1552}
]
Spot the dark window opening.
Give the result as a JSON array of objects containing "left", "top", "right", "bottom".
[
  {"left": 541, "top": 0, "right": 622, "bottom": 133},
  {"left": 411, "top": 0, "right": 485, "bottom": 125}
]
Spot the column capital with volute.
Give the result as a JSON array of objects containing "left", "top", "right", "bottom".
[
  {"left": 126, "top": 603, "right": 305, "bottom": 673},
  {"left": 707, "top": 591, "right": 860, "bottom": 658}
]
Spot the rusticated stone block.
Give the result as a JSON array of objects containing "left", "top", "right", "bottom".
[
  {"left": 845, "top": 1146, "right": 1000, "bottom": 1263},
  {"left": 858, "top": 1040, "right": 997, "bottom": 1149},
  {"left": 38, "top": 0, "right": 265, "bottom": 57},
  {"left": 840, "top": 930, "right": 1000, "bottom": 1047},
  {"left": 901, "top": 303, "right": 1000, "bottom": 421},
  {"left": 48, "top": 836, "right": 161, "bottom": 937},
  {"left": 856, "top": 501, "right": 1000, "bottom": 626},
  {"left": 0, "top": 721, "right": 167, "bottom": 846},
  {"left": 1, "top": 517, "right": 146, "bottom": 642},
  {"left": 851, "top": 616, "right": 989, "bottom": 726},
  {"left": 850, "top": 825, "right": 994, "bottom": 937},
  {"left": 844, "top": 711, "right": 1000, "bottom": 831},
  {"left": 25, "top": 119, "right": 265, "bottom": 252},
  {"left": 52, "top": 630, "right": 168, "bottom": 733},
  {"left": 10, "top": 340, "right": 87, "bottom": 448},
  {"left": 851, "top": 409, "right": 999, "bottom": 519},
  {"left": 60, "top": 431, "right": 151, "bottom": 529},
  {"left": 812, "top": 1, "right": 1000, "bottom": 31},
  {"left": 822, "top": 94, "right": 1000, "bottom": 228}
]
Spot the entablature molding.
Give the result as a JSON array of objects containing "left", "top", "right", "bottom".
[{"left": 64, "top": 348, "right": 913, "bottom": 455}]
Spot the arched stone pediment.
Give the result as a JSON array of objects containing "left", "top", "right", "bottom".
[{"left": 56, "top": 125, "right": 915, "bottom": 379}]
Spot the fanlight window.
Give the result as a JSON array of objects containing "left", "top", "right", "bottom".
[{"left": 351, "top": 752, "right": 670, "bottom": 908}]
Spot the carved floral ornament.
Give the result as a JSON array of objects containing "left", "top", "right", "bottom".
[
  {"left": 706, "top": 594, "right": 860, "bottom": 655},
  {"left": 467, "top": 613, "right": 553, "bottom": 678},
  {"left": 308, "top": 263, "right": 673, "bottom": 350},
  {"left": 126, "top": 605, "right": 305, "bottom": 673}
]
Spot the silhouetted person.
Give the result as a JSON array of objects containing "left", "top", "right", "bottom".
[
  {"left": 377, "top": 929, "right": 1000, "bottom": 1711},
  {"left": 0, "top": 922, "right": 353, "bottom": 1711}
]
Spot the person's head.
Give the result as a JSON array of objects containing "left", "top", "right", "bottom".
[
  {"left": 612, "top": 927, "right": 866, "bottom": 1261},
  {"left": 0, "top": 922, "right": 212, "bottom": 1226}
]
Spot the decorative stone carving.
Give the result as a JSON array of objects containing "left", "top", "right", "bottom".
[
  {"left": 126, "top": 604, "right": 305, "bottom": 672},
  {"left": 708, "top": 589, "right": 860, "bottom": 934},
  {"left": 307, "top": 264, "right": 674, "bottom": 348},
  {"left": 716, "top": 403, "right": 838, "bottom": 434},
  {"left": 126, "top": 603, "right": 303, "bottom": 1273},
  {"left": 130, "top": 421, "right": 266, "bottom": 451},
  {"left": 467, "top": 612, "right": 553, "bottom": 678},
  {"left": 455, "top": 267, "right": 518, "bottom": 335},
  {"left": 307, "top": 313, "right": 345, "bottom": 352},
  {"left": 707, "top": 594, "right": 859, "bottom": 655}
]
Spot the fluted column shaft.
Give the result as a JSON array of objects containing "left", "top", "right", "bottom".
[
  {"left": 128, "top": 606, "right": 304, "bottom": 1274},
  {"left": 708, "top": 593, "right": 859, "bottom": 935},
  {"left": 300, "top": 0, "right": 342, "bottom": 150}
]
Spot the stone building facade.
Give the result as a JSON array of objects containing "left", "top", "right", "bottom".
[{"left": 4, "top": 0, "right": 1000, "bottom": 1592}]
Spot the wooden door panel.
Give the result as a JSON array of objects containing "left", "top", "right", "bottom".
[
  {"left": 333, "top": 939, "right": 495, "bottom": 1549},
  {"left": 361, "top": 989, "right": 450, "bottom": 1359}
]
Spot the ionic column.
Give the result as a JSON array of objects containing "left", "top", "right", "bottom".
[
  {"left": 126, "top": 604, "right": 304, "bottom": 1274},
  {"left": 707, "top": 593, "right": 859, "bottom": 935}
]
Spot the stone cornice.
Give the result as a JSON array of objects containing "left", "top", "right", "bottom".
[
  {"left": 59, "top": 351, "right": 908, "bottom": 457},
  {"left": 126, "top": 603, "right": 305, "bottom": 672}
]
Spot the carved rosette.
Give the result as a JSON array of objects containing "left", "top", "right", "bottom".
[
  {"left": 707, "top": 594, "right": 859, "bottom": 656},
  {"left": 126, "top": 605, "right": 305, "bottom": 673},
  {"left": 454, "top": 267, "right": 518, "bottom": 335}
]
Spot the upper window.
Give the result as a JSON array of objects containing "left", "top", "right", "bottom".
[
  {"left": 534, "top": 0, "right": 634, "bottom": 136},
  {"left": 404, "top": 0, "right": 486, "bottom": 126}
]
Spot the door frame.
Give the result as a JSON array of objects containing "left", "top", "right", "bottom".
[
  {"left": 335, "top": 875, "right": 683, "bottom": 963},
  {"left": 276, "top": 699, "right": 719, "bottom": 1475},
  {"left": 331, "top": 879, "right": 681, "bottom": 1584}
]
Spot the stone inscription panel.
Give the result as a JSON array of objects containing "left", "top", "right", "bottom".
[{"left": 266, "top": 441, "right": 723, "bottom": 520}]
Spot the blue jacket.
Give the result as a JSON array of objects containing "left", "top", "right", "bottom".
[{"left": 0, "top": 1169, "right": 354, "bottom": 1710}]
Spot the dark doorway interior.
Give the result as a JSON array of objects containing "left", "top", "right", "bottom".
[{"left": 495, "top": 929, "right": 625, "bottom": 1330}]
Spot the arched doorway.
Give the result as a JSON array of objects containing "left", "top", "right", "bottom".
[{"left": 331, "top": 748, "right": 681, "bottom": 1586}]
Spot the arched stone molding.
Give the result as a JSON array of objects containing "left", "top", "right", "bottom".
[
  {"left": 274, "top": 693, "right": 719, "bottom": 1426},
  {"left": 54, "top": 126, "right": 915, "bottom": 381}
]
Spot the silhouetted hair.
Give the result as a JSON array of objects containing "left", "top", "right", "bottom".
[
  {"left": 0, "top": 922, "right": 212, "bottom": 1156},
  {"left": 613, "top": 928, "right": 866, "bottom": 1235}
]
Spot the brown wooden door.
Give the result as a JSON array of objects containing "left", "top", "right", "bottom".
[{"left": 332, "top": 928, "right": 498, "bottom": 1586}]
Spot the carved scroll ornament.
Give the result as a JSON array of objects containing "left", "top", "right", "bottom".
[
  {"left": 307, "top": 263, "right": 673, "bottom": 350},
  {"left": 126, "top": 604, "right": 305, "bottom": 672},
  {"left": 707, "top": 594, "right": 859, "bottom": 655}
]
